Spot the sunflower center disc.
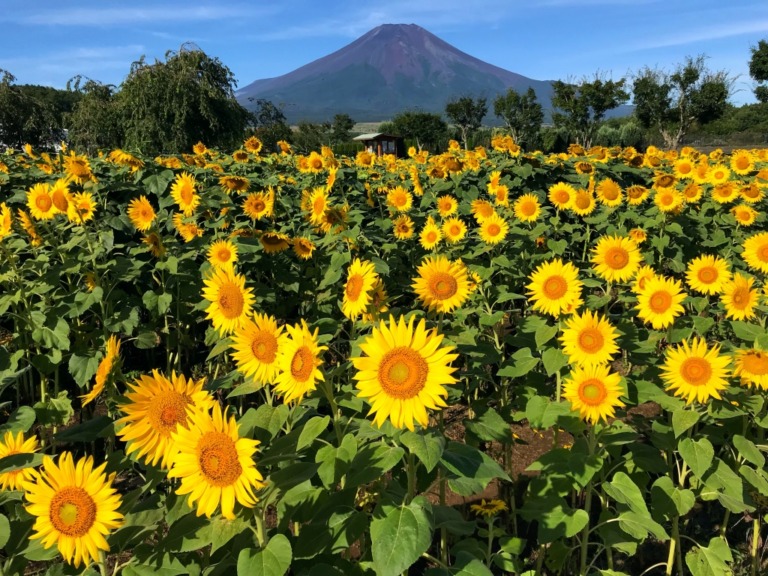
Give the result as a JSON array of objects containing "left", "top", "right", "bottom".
[
  {"left": 379, "top": 347, "right": 428, "bottom": 399},
  {"left": 555, "top": 191, "right": 569, "bottom": 204},
  {"left": 606, "top": 247, "right": 629, "bottom": 269},
  {"left": 151, "top": 392, "right": 190, "bottom": 431},
  {"left": 50, "top": 487, "right": 97, "bottom": 536},
  {"left": 180, "top": 186, "right": 193, "bottom": 204},
  {"left": 254, "top": 200, "right": 265, "bottom": 212},
  {"left": 290, "top": 346, "right": 315, "bottom": 382},
  {"left": 36, "top": 195, "right": 52, "bottom": 211},
  {"left": 649, "top": 291, "right": 672, "bottom": 313},
  {"left": 217, "top": 283, "right": 244, "bottom": 319},
  {"left": 579, "top": 379, "right": 607, "bottom": 406},
  {"left": 543, "top": 275, "right": 568, "bottom": 300},
  {"left": 759, "top": 245, "right": 768, "bottom": 263},
  {"left": 522, "top": 202, "right": 536, "bottom": 216},
  {"left": 426, "top": 231, "right": 438, "bottom": 243},
  {"left": 217, "top": 249, "right": 231, "bottom": 263},
  {"left": 732, "top": 288, "right": 748, "bottom": 307},
  {"left": 579, "top": 329, "right": 605, "bottom": 354},
  {"left": 346, "top": 275, "right": 364, "bottom": 300},
  {"left": 743, "top": 352, "right": 768, "bottom": 376},
  {"left": 198, "top": 432, "right": 242, "bottom": 487},
  {"left": 52, "top": 191, "right": 68, "bottom": 212},
  {"left": 575, "top": 195, "right": 590, "bottom": 210},
  {"left": 487, "top": 224, "right": 501, "bottom": 236},
  {"left": 681, "top": 358, "right": 712, "bottom": 386},
  {"left": 697, "top": 267, "right": 717, "bottom": 283},
  {"left": 251, "top": 334, "right": 277, "bottom": 363},
  {"left": 429, "top": 273, "right": 458, "bottom": 300}
]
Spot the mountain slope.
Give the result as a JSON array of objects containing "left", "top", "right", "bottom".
[{"left": 236, "top": 24, "right": 555, "bottom": 123}]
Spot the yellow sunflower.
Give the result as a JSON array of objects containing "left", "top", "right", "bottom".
[
  {"left": 202, "top": 267, "right": 255, "bottom": 335},
  {"left": 242, "top": 191, "right": 274, "bottom": 220},
  {"left": 392, "top": 214, "right": 415, "bottom": 240},
  {"left": 24, "top": 452, "right": 124, "bottom": 568},
  {"left": 67, "top": 192, "right": 96, "bottom": 224},
  {"left": 548, "top": 182, "right": 576, "bottom": 210},
  {"left": 741, "top": 183, "right": 764, "bottom": 204},
  {"left": 732, "top": 204, "right": 758, "bottom": 227},
  {"left": 673, "top": 158, "right": 695, "bottom": 180},
  {"left": 626, "top": 185, "right": 650, "bottom": 206},
  {"left": 80, "top": 335, "right": 121, "bottom": 407},
  {"left": 682, "top": 182, "right": 704, "bottom": 203},
  {"left": 730, "top": 149, "right": 754, "bottom": 175},
  {"left": 172, "top": 213, "right": 202, "bottom": 242},
  {"left": 244, "top": 136, "right": 263, "bottom": 154},
  {"left": 49, "top": 178, "right": 71, "bottom": 213},
  {"left": 420, "top": 216, "right": 442, "bottom": 250},
  {"left": 571, "top": 189, "right": 596, "bottom": 216},
  {"left": 707, "top": 164, "right": 731, "bottom": 185},
  {"left": 27, "top": 183, "right": 55, "bottom": 220},
  {"left": 591, "top": 235, "right": 641, "bottom": 283},
  {"left": 562, "top": 364, "right": 625, "bottom": 424},
  {"left": 526, "top": 258, "right": 583, "bottom": 317},
  {"left": 560, "top": 310, "right": 619, "bottom": 367},
  {"left": 343, "top": 258, "right": 379, "bottom": 320},
  {"left": 711, "top": 182, "right": 739, "bottom": 204},
  {"left": 307, "top": 187, "right": 329, "bottom": 226},
  {"left": 219, "top": 175, "right": 250, "bottom": 194},
  {"left": 127, "top": 196, "right": 156, "bottom": 232},
  {"left": 734, "top": 348, "right": 768, "bottom": 390},
  {"left": 386, "top": 186, "right": 412, "bottom": 213},
  {"left": 207, "top": 239, "right": 238, "bottom": 270},
  {"left": 0, "top": 203, "right": 12, "bottom": 241},
  {"left": 721, "top": 273, "right": 759, "bottom": 321},
  {"left": 292, "top": 237, "right": 316, "bottom": 260},
  {"left": 168, "top": 403, "right": 265, "bottom": 519},
  {"left": 470, "top": 499, "right": 508, "bottom": 518},
  {"left": 143, "top": 232, "right": 165, "bottom": 258},
  {"left": 116, "top": 370, "right": 215, "bottom": 468},
  {"left": 412, "top": 255, "right": 471, "bottom": 314},
  {"left": 513, "top": 193, "right": 541, "bottom": 222},
  {"left": 170, "top": 172, "right": 199, "bottom": 216},
  {"left": 260, "top": 231, "right": 290, "bottom": 254},
  {"left": 742, "top": 231, "right": 768, "bottom": 274},
  {"left": 635, "top": 275, "right": 686, "bottom": 330},
  {"left": 63, "top": 152, "right": 93, "bottom": 184},
  {"left": 0, "top": 431, "right": 39, "bottom": 491},
  {"left": 595, "top": 178, "right": 623, "bottom": 207},
  {"left": 230, "top": 314, "right": 283, "bottom": 386},
  {"left": 629, "top": 228, "right": 647, "bottom": 245},
  {"left": 470, "top": 199, "right": 496, "bottom": 222},
  {"left": 436, "top": 195, "right": 458, "bottom": 217},
  {"left": 478, "top": 212, "right": 508, "bottom": 245},
  {"left": 685, "top": 255, "right": 731, "bottom": 295},
  {"left": 274, "top": 320, "right": 326, "bottom": 404},
  {"left": 654, "top": 188, "right": 684, "bottom": 213},
  {"left": 442, "top": 217, "right": 467, "bottom": 243},
  {"left": 661, "top": 337, "right": 730, "bottom": 404},
  {"left": 351, "top": 315, "right": 458, "bottom": 431}
]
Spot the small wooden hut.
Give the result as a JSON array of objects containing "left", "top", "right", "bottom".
[{"left": 353, "top": 133, "right": 405, "bottom": 157}]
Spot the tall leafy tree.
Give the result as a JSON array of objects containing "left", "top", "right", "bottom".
[
  {"left": 445, "top": 96, "right": 487, "bottom": 149},
  {"left": 118, "top": 44, "right": 249, "bottom": 154},
  {"left": 551, "top": 75, "right": 629, "bottom": 148},
  {"left": 66, "top": 78, "right": 123, "bottom": 153},
  {"left": 246, "top": 98, "right": 292, "bottom": 153},
  {"left": 0, "top": 70, "right": 59, "bottom": 148},
  {"left": 749, "top": 39, "right": 768, "bottom": 103},
  {"left": 330, "top": 113, "right": 355, "bottom": 146},
  {"left": 380, "top": 111, "right": 448, "bottom": 152},
  {"left": 632, "top": 55, "right": 730, "bottom": 149},
  {"left": 493, "top": 87, "right": 544, "bottom": 149}
]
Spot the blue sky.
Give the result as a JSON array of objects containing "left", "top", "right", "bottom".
[{"left": 1, "top": 0, "right": 767, "bottom": 105}]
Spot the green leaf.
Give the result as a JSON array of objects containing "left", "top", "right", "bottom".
[
  {"left": 0, "top": 452, "right": 44, "bottom": 474},
  {"left": 651, "top": 476, "right": 695, "bottom": 518},
  {"left": 33, "top": 391, "right": 74, "bottom": 427},
  {"left": 237, "top": 534, "right": 292, "bottom": 576},
  {"left": 0, "top": 406, "right": 35, "bottom": 435},
  {"left": 210, "top": 516, "right": 250, "bottom": 554},
  {"left": 464, "top": 407, "right": 513, "bottom": 444},
  {"left": 685, "top": 537, "right": 733, "bottom": 576},
  {"left": 400, "top": 430, "right": 445, "bottom": 473},
  {"left": 497, "top": 348, "right": 539, "bottom": 378},
  {"left": 678, "top": 437, "right": 714, "bottom": 479},
  {"left": 316, "top": 434, "right": 357, "bottom": 489},
  {"left": 603, "top": 472, "right": 650, "bottom": 517},
  {"left": 740, "top": 466, "right": 768, "bottom": 497},
  {"left": 54, "top": 416, "right": 113, "bottom": 442},
  {"left": 672, "top": 407, "right": 700, "bottom": 438},
  {"left": 296, "top": 416, "right": 330, "bottom": 451},
  {"left": 518, "top": 496, "right": 589, "bottom": 543},
  {"left": 440, "top": 441, "right": 510, "bottom": 495},
  {"left": 370, "top": 502, "right": 432, "bottom": 576},
  {"left": 346, "top": 445, "right": 405, "bottom": 487},
  {"left": 733, "top": 435, "right": 765, "bottom": 467},
  {"left": 730, "top": 321, "right": 764, "bottom": 342},
  {"left": 535, "top": 323, "right": 559, "bottom": 348},
  {"left": 239, "top": 404, "right": 290, "bottom": 443},
  {"left": 68, "top": 352, "right": 101, "bottom": 388},
  {"left": 541, "top": 348, "right": 569, "bottom": 377},
  {"left": 617, "top": 512, "right": 669, "bottom": 541},
  {"left": 0, "top": 514, "right": 9, "bottom": 549}
]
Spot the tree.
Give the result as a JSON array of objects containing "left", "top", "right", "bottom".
[
  {"left": 0, "top": 70, "right": 59, "bottom": 148},
  {"left": 380, "top": 111, "right": 448, "bottom": 152},
  {"left": 445, "top": 96, "right": 487, "bottom": 149},
  {"left": 493, "top": 87, "right": 544, "bottom": 149},
  {"left": 66, "top": 78, "right": 123, "bottom": 153},
  {"left": 247, "top": 98, "right": 292, "bottom": 153},
  {"left": 632, "top": 55, "right": 731, "bottom": 149},
  {"left": 749, "top": 39, "right": 768, "bottom": 103},
  {"left": 550, "top": 75, "right": 629, "bottom": 148},
  {"left": 292, "top": 121, "right": 330, "bottom": 154},
  {"left": 330, "top": 113, "right": 355, "bottom": 146},
  {"left": 118, "top": 44, "right": 250, "bottom": 154}
]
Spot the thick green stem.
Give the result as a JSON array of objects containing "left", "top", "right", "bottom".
[
  {"left": 406, "top": 452, "right": 417, "bottom": 503},
  {"left": 665, "top": 516, "right": 679, "bottom": 576},
  {"left": 485, "top": 518, "right": 494, "bottom": 568},
  {"left": 752, "top": 515, "right": 761, "bottom": 576},
  {"left": 579, "top": 482, "right": 593, "bottom": 576}
]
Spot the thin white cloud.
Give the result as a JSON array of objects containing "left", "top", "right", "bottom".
[
  {"left": 9, "top": 5, "right": 258, "bottom": 26},
  {"left": 631, "top": 20, "right": 768, "bottom": 50}
]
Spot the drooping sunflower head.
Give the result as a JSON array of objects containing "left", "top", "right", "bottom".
[
  {"left": 470, "top": 499, "right": 508, "bottom": 518},
  {"left": 143, "top": 232, "right": 166, "bottom": 257},
  {"left": 259, "top": 231, "right": 291, "bottom": 254},
  {"left": 274, "top": 320, "right": 327, "bottom": 404},
  {"left": 351, "top": 314, "right": 458, "bottom": 431},
  {"left": 514, "top": 193, "right": 541, "bottom": 222},
  {"left": 292, "top": 236, "right": 316, "bottom": 260},
  {"left": 202, "top": 267, "right": 255, "bottom": 335},
  {"left": 526, "top": 258, "right": 583, "bottom": 318},
  {"left": 685, "top": 255, "right": 731, "bottom": 295},
  {"left": 626, "top": 185, "right": 650, "bottom": 206},
  {"left": 230, "top": 313, "right": 284, "bottom": 387},
  {"left": 591, "top": 235, "right": 641, "bottom": 283},
  {"left": 0, "top": 430, "right": 39, "bottom": 491},
  {"left": 80, "top": 335, "right": 121, "bottom": 407},
  {"left": 629, "top": 228, "right": 647, "bottom": 245},
  {"left": 412, "top": 255, "right": 471, "bottom": 314},
  {"left": 562, "top": 364, "right": 625, "bottom": 424},
  {"left": 127, "top": 195, "right": 156, "bottom": 232},
  {"left": 661, "top": 337, "right": 730, "bottom": 404}
]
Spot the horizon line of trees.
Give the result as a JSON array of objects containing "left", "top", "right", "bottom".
[{"left": 3, "top": 41, "right": 768, "bottom": 155}]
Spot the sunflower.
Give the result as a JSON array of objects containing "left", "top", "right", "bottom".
[
  {"left": 192, "top": 141, "right": 208, "bottom": 155},
  {"left": 685, "top": 255, "right": 731, "bottom": 295},
  {"left": 27, "top": 183, "right": 55, "bottom": 220},
  {"left": 661, "top": 338, "right": 730, "bottom": 404},
  {"left": 207, "top": 239, "right": 238, "bottom": 270},
  {"left": 412, "top": 256, "right": 471, "bottom": 314},
  {"left": 351, "top": 315, "right": 458, "bottom": 431},
  {"left": 343, "top": 258, "right": 379, "bottom": 320},
  {"left": 590, "top": 235, "right": 641, "bottom": 283},
  {"left": 49, "top": 178, "right": 71, "bottom": 213},
  {"left": 730, "top": 149, "right": 754, "bottom": 175},
  {"left": 654, "top": 188, "right": 684, "bottom": 213},
  {"left": 392, "top": 214, "right": 415, "bottom": 240},
  {"left": 259, "top": 231, "right": 290, "bottom": 254},
  {"left": 242, "top": 136, "right": 263, "bottom": 154},
  {"left": 742, "top": 232, "right": 768, "bottom": 274},
  {"left": 629, "top": 228, "right": 647, "bottom": 245},
  {"left": 168, "top": 403, "right": 264, "bottom": 519},
  {"left": 442, "top": 217, "right": 467, "bottom": 243},
  {"left": 562, "top": 364, "right": 625, "bottom": 424},
  {"left": 548, "top": 182, "right": 575, "bottom": 210},
  {"left": 307, "top": 187, "right": 329, "bottom": 225},
  {"left": 63, "top": 153, "right": 93, "bottom": 184},
  {"left": 492, "top": 184, "right": 509, "bottom": 206},
  {"left": 419, "top": 216, "right": 442, "bottom": 250},
  {"left": 707, "top": 164, "right": 731, "bottom": 185},
  {"left": 470, "top": 199, "right": 496, "bottom": 222},
  {"left": 721, "top": 273, "right": 759, "bottom": 321},
  {"left": 80, "top": 335, "right": 121, "bottom": 407},
  {"left": 653, "top": 173, "right": 676, "bottom": 190},
  {"left": 306, "top": 151, "right": 325, "bottom": 173},
  {"left": 560, "top": 310, "right": 619, "bottom": 367},
  {"left": 479, "top": 212, "right": 508, "bottom": 245},
  {"left": 734, "top": 348, "right": 768, "bottom": 390},
  {"left": 513, "top": 193, "right": 541, "bottom": 222},
  {"left": 571, "top": 189, "right": 596, "bottom": 216},
  {"left": 230, "top": 314, "right": 283, "bottom": 387},
  {"left": 202, "top": 267, "right": 255, "bottom": 335},
  {"left": 362, "top": 279, "right": 389, "bottom": 323},
  {"left": 711, "top": 182, "right": 739, "bottom": 204},
  {"left": 292, "top": 237, "right": 316, "bottom": 260},
  {"left": 274, "top": 320, "right": 326, "bottom": 404},
  {"left": 386, "top": 186, "right": 412, "bottom": 213},
  {"left": 626, "top": 185, "right": 650, "bottom": 206},
  {"left": 0, "top": 431, "right": 38, "bottom": 491},
  {"left": 116, "top": 370, "right": 215, "bottom": 468},
  {"left": 682, "top": 182, "right": 703, "bottom": 203},
  {"left": 67, "top": 192, "right": 96, "bottom": 224},
  {"left": 635, "top": 276, "right": 686, "bottom": 330},
  {"left": 0, "top": 203, "right": 12, "bottom": 241},
  {"left": 142, "top": 232, "right": 165, "bottom": 257},
  {"left": 242, "top": 191, "right": 274, "bottom": 220},
  {"left": 673, "top": 158, "right": 695, "bottom": 180},
  {"left": 126, "top": 196, "right": 156, "bottom": 232},
  {"left": 436, "top": 195, "right": 458, "bottom": 217},
  {"left": 526, "top": 258, "right": 583, "bottom": 317},
  {"left": 595, "top": 178, "right": 622, "bottom": 207},
  {"left": 170, "top": 172, "right": 199, "bottom": 216},
  {"left": 741, "top": 183, "right": 764, "bottom": 204},
  {"left": 232, "top": 149, "right": 249, "bottom": 163},
  {"left": 470, "top": 499, "right": 508, "bottom": 518},
  {"left": 24, "top": 452, "right": 123, "bottom": 568}
]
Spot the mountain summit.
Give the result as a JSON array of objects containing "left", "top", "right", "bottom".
[{"left": 237, "top": 24, "right": 554, "bottom": 123}]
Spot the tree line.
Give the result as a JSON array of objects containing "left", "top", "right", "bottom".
[{"left": 3, "top": 41, "right": 768, "bottom": 154}]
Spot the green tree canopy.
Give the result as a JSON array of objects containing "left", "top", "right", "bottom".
[
  {"left": 330, "top": 113, "right": 355, "bottom": 145},
  {"left": 632, "top": 55, "right": 731, "bottom": 149},
  {"left": 0, "top": 70, "right": 61, "bottom": 148},
  {"left": 749, "top": 39, "right": 768, "bottom": 103},
  {"left": 445, "top": 96, "right": 487, "bottom": 149},
  {"left": 65, "top": 77, "right": 123, "bottom": 153},
  {"left": 380, "top": 111, "right": 448, "bottom": 152},
  {"left": 493, "top": 87, "right": 544, "bottom": 149},
  {"left": 118, "top": 44, "right": 250, "bottom": 154},
  {"left": 246, "top": 98, "right": 292, "bottom": 154},
  {"left": 551, "top": 75, "right": 629, "bottom": 149}
]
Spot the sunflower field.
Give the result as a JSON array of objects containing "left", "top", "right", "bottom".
[{"left": 1, "top": 136, "right": 768, "bottom": 576}]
